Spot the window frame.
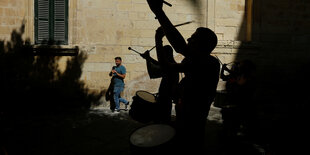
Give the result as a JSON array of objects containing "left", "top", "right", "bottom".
[{"left": 34, "top": 0, "right": 68, "bottom": 45}]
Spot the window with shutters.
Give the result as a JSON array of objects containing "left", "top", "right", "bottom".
[{"left": 35, "top": 0, "right": 68, "bottom": 45}]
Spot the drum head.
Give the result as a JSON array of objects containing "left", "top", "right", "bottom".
[
  {"left": 136, "top": 91, "right": 156, "bottom": 103},
  {"left": 130, "top": 124, "right": 175, "bottom": 148}
]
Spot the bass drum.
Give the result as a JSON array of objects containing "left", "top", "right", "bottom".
[
  {"left": 129, "top": 124, "right": 176, "bottom": 155},
  {"left": 129, "top": 90, "right": 158, "bottom": 123}
]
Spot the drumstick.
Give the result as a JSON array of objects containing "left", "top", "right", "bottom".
[
  {"left": 174, "top": 21, "right": 195, "bottom": 27},
  {"left": 214, "top": 55, "right": 223, "bottom": 65},
  {"left": 128, "top": 47, "right": 142, "bottom": 55},
  {"left": 148, "top": 46, "right": 156, "bottom": 52},
  {"left": 129, "top": 21, "right": 194, "bottom": 55},
  {"left": 163, "top": 1, "right": 172, "bottom": 7}
]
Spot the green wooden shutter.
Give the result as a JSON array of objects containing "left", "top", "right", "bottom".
[
  {"left": 35, "top": 0, "right": 50, "bottom": 44},
  {"left": 53, "top": 0, "right": 68, "bottom": 44},
  {"left": 35, "top": 0, "right": 68, "bottom": 45}
]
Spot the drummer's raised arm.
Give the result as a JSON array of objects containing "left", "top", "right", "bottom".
[{"left": 146, "top": 0, "right": 187, "bottom": 56}]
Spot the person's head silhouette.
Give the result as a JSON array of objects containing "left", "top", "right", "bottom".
[{"left": 187, "top": 27, "right": 218, "bottom": 56}]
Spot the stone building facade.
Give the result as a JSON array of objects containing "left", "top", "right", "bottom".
[
  {"left": 1, "top": 0, "right": 309, "bottom": 117},
  {"left": 1, "top": 0, "right": 209, "bottom": 105},
  {"left": 0, "top": 0, "right": 241, "bottom": 98},
  {"left": 2, "top": 1, "right": 310, "bottom": 152}
]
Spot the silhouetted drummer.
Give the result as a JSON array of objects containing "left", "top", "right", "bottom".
[
  {"left": 141, "top": 44, "right": 179, "bottom": 123},
  {"left": 146, "top": 0, "right": 220, "bottom": 153}
]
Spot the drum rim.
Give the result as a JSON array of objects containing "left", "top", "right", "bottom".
[
  {"left": 129, "top": 123, "right": 176, "bottom": 148},
  {"left": 135, "top": 90, "right": 157, "bottom": 103},
  {"left": 129, "top": 91, "right": 157, "bottom": 123},
  {"left": 135, "top": 90, "right": 156, "bottom": 96}
]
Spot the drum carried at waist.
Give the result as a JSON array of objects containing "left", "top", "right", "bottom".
[
  {"left": 129, "top": 90, "right": 159, "bottom": 123},
  {"left": 129, "top": 124, "right": 176, "bottom": 155}
]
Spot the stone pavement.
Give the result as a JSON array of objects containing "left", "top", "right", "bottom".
[{"left": 2, "top": 104, "right": 266, "bottom": 155}]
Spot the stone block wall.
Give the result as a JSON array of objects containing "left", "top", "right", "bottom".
[
  {"left": 0, "top": 0, "right": 33, "bottom": 41},
  {"left": 71, "top": 0, "right": 207, "bottom": 105},
  {"left": 0, "top": 0, "right": 206, "bottom": 106},
  {"left": 207, "top": 0, "right": 248, "bottom": 90},
  {"left": 2, "top": 0, "right": 309, "bottom": 118}
]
